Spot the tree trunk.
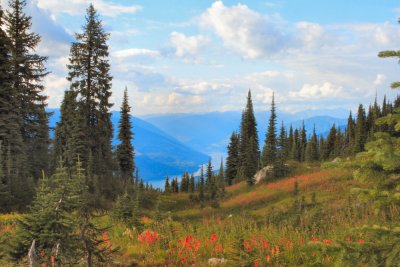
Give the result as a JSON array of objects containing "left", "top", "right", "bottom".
[{"left": 28, "top": 239, "right": 36, "bottom": 267}]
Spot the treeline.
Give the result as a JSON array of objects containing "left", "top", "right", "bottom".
[
  {"left": 225, "top": 92, "right": 400, "bottom": 186},
  {"left": 164, "top": 159, "right": 225, "bottom": 205}
]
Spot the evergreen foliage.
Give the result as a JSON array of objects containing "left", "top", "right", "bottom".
[
  {"left": 5, "top": 0, "right": 50, "bottom": 180},
  {"left": 116, "top": 88, "right": 135, "bottom": 183},
  {"left": 225, "top": 131, "right": 240, "bottom": 185},
  {"left": 262, "top": 92, "right": 277, "bottom": 167},
  {"left": 65, "top": 4, "right": 114, "bottom": 200}
]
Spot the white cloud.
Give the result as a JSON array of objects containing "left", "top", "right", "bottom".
[
  {"left": 170, "top": 32, "right": 210, "bottom": 58},
  {"left": 36, "top": 0, "right": 142, "bottom": 17},
  {"left": 113, "top": 48, "right": 160, "bottom": 59},
  {"left": 374, "top": 74, "right": 386, "bottom": 85},
  {"left": 43, "top": 74, "right": 70, "bottom": 107},
  {"left": 289, "top": 82, "right": 347, "bottom": 100},
  {"left": 199, "top": 1, "right": 287, "bottom": 59}
]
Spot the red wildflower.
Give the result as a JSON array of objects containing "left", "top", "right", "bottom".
[
  {"left": 357, "top": 239, "right": 365, "bottom": 244},
  {"left": 311, "top": 236, "right": 318, "bottom": 242},
  {"left": 323, "top": 239, "right": 332, "bottom": 245},
  {"left": 346, "top": 236, "right": 351, "bottom": 242},
  {"left": 254, "top": 259, "right": 260, "bottom": 267},
  {"left": 51, "top": 256, "right": 55, "bottom": 267},
  {"left": 261, "top": 239, "right": 270, "bottom": 249},
  {"left": 244, "top": 240, "right": 252, "bottom": 252},
  {"left": 138, "top": 230, "right": 159, "bottom": 247},
  {"left": 267, "top": 255, "right": 271, "bottom": 262},
  {"left": 181, "top": 257, "right": 186, "bottom": 263},
  {"left": 210, "top": 233, "right": 218, "bottom": 242}
]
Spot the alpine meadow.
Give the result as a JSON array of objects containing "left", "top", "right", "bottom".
[{"left": 2, "top": 1, "right": 400, "bottom": 266}]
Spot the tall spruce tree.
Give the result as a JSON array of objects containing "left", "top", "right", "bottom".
[
  {"left": 66, "top": 4, "right": 114, "bottom": 199},
  {"left": 239, "top": 91, "right": 259, "bottom": 182},
  {"left": 225, "top": 131, "right": 240, "bottom": 185},
  {"left": 5, "top": 0, "right": 50, "bottom": 180},
  {"left": 117, "top": 88, "right": 135, "bottom": 183},
  {"left": 305, "top": 126, "right": 319, "bottom": 162},
  {"left": 262, "top": 92, "right": 277, "bottom": 167},
  {"left": 354, "top": 104, "right": 367, "bottom": 154},
  {"left": 198, "top": 166, "right": 205, "bottom": 202},
  {"left": 0, "top": 5, "right": 26, "bottom": 211}
]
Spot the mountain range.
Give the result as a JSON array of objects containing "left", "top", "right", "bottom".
[{"left": 48, "top": 108, "right": 348, "bottom": 184}]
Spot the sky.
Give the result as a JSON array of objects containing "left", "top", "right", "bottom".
[{"left": 3, "top": 0, "right": 400, "bottom": 116}]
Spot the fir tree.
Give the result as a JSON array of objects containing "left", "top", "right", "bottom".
[
  {"left": 217, "top": 158, "right": 225, "bottom": 193},
  {"left": 346, "top": 112, "right": 355, "bottom": 154},
  {"left": 225, "top": 131, "right": 240, "bottom": 185},
  {"left": 66, "top": 4, "right": 114, "bottom": 199},
  {"left": 354, "top": 104, "right": 367, "bottom": 154},
  {"left": 239, "top": 90, "right": 259, "bottom": 182},
  {"left": 5, "top": 0, "right": 50, "bottom": 180},
  {"left": 117, "top": 88, "right": 135, "bottom": 183},
  {"left": 305, "top": 126, "right": 319, "bottom": 162},
  {"left": 189, "top": 174, "right": 195, "bottom": 193},
  {"left": 299, "top": 122, "right": 307, "bottom": 162},
  {"left": 274, "top": 122, "right": 287, "bottom": 178},
  {"left": 262, "top": 92, "right": 277, "bottom": 167},
  {"left": 323, "top": 124, "right": 337, "bottom": 160},
  {"left": 198, "top": 166, "right": 205, "bottom": 202}
]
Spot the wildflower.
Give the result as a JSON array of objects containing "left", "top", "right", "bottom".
[
  {"left": 357, "top": 239, "right": 365, "bottom": 244},
  {"left": 346, "top": 236, "right": 351, "bottom": 242},
  {"left": 262, "top": 239, "right": 270, "bottom": 249},
  {"left": 254, "top": 259, "right": 260, "bottom": 267},
  {"left": 323, "top": 239, "right": 332, "bottom": 245},
  {"left": 214, "top": 245, "right": 223, "bottom": 254},
  {"left": 311, "top": 236, "right": 318, "bottom": 242},
  {"left": 267, "top": 255, "right": 271, "bottom": 262},
  {"left": 138, "top": 230, "right": 159, "bottom": 246},
  {"left": 243, "top": 240, "right": 252, "bottom": 252},
  {"left": 51, "top": 256, "right": 55, "bottom": 267},
  {"left": 210, "top": 233, "right": 218, "bottom": 242},
  {"left": 181, "top": 257, "right": 186, "bottom": 263}
]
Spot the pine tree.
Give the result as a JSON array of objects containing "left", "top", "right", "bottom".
[
  {"left": 5, "top": 0, "right": 50, "bottom": 180},
  {"left": 217, "top": 158, "right": 225, "bottom": 193},
  {"left": 299, "top": 122, "right": 307, "bottom": 161},
  {"left": 66, "top": 4, "right": 114, "bottom": 200},
  {"left": 323, "top": 124, "right": 337, "bottom": 160},
  {"left": 0, "top": 6, "right": 26, "bottom": 211},
  {"left": 239, "top": 90, "right": 259, "bottom": 182},
  {"left": 274, "top": 122, "right": 287, "bottom": 178},
  {"left": 354, "top": 104, "right": 367, "bottom": 154},
  {"left": 346, "top": 112, "right": 355, "bottom": 154},
  {"left": 198, "top": 166, "right": 205, "bottom": 202},
  {"left": 305, "top": 126, "right": 319, "bottom": 162},
  {"left": 290, "top": 129, "right": 300, "bottom": 161},
  {"left": 13, "top": 160, "right": 84, "bottom": 264},
  {"left": 262, "top": 92, "right": 277, "bottom": 167},
  {"left": 117, "top": 88, "right": 135, "bottom": 183},
  {"left": 189, "top": 174, "right": 195, "bottom": 193},
  {"left": 225, "top": 131, "right": 240, "bottom": 185}
]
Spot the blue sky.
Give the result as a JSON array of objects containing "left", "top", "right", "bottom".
[{"left": 4, "top": 0, "right": 400, "bottom": 116}]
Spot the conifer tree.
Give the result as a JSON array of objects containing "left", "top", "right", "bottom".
[
  {"left": 5, "top": 0, "right": 50, "bottom": 180},
  {"left": 189, "top": 174, "right": 195, "bottom": 193},
  {"left": 354, "top": 104, "right": 367, "bottom": 154},
  {"left": 217, "top": 158, "right": 225, "bottom": 193},
  {"left": 117, "top": 88, "right": 135, "bottom": 183},
  {"left": 0, "top": 6, "right": 27, "bottom": 210},
  {"left": 323, "top": 124, "right": 337, "bottom": 160},
  {"left": 225, "top": 132, "right": 240, "bottom": 185},
  {"left": 305, "top": 126, "right": 319, "bottom": 162},
  {"left": 198, "top": 166, "right": 205, "bottom": 202},
  {"left": 164, "top": 176, "right": 170, "bottom": 193},
  {"left": 274, "top": 122, "right": 287, "bottom": 178},
  {"left": 262, "top": 92, "right": 277, "bottom": 167},
  {"left": 66, "top": 4, "right": 114, "bottom": 199},
  {"left": 290, "top": 129, "right": 300, "bottom": 161},
  {"left": 239, "top": 91, "right": 259, "bottom": 182},
  {"left": 346, "top": 112, "right": 355, "bottom": 154},
  {"left": 299, "top": 122, "right": 307, "bottom": 161}
]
